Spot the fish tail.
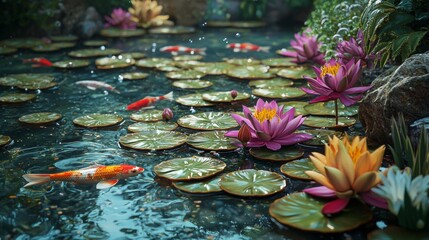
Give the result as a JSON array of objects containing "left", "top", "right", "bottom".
[
  {"left": 23, "top": 174, "right": 51, "bottom": 187},
  {"left": 198, "top": 48, "right": 207, "bottom": 55},
  {"left": 259, "top": 46, "right": 270, "bottom": 53},
  {"left": 112, "top": 88, "right": 121, "bottom": 94},
  {"left": 162, "top": 91, "right": 174, "bottom": 101}
]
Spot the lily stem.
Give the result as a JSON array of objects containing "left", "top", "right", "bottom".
[{"left": 335, "top": 99, "right": 339, "bottom": 126}]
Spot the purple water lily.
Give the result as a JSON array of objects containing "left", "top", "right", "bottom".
[
  {"left": 335, "top": 30, "right": 375, "bottom": 68},
  {"left": 225, "top": 99, "right": 312, "bottom": 151},
  {"left": 104, "top": 8, "right": 137, "bottom": 30},
  {"left": 279, "top": 30, "right": 325, "bottom": 65}
]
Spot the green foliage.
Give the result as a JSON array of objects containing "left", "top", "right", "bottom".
[
  {"left": 283, "top": 0, "right": 312, "bottom": 9},
  {"left": 240, "top": 0, "right": 268, "bottom": 20},
  {"left": 360, "top": 0, "right": 429, "bottom": 67},
  {"left": 397, "top": 189, "right": 429, "bottom": 231}
]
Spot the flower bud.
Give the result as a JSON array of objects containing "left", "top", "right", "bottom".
[
  {"left": 230, "top": 89, "right": 238, "bottom": 100},
  {"left": 238, "top": 124, "right": 251, "bottom": 146},
  {"left": 162, "top": 108, "right": 173, "bottom": 121}
]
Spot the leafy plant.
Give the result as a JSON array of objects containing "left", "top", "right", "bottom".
[
  {"left": 360, "top": 0, "right": 429, "bottom": 67},
  {"left": 240, "top": 0, "right": 268, "bottom": 20}
]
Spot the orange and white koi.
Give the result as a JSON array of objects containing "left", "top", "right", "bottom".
[
  {"left": 76, "top": 80, "right": 120, "bottom": 94},
  {"left": 226, "top": 42, "right": 270, "bottom": 53},
  {"left": 23, "top": 164, "right": 144, "bottom": 189},
  {"left": 126, "top": 91, "right": 174, "bottom": 111},
  {"left": 23, "top": 57, "right": 53, "bottom": 67},
  {"left": 160, "top": 46, "right": 206, "bottom": 55}
]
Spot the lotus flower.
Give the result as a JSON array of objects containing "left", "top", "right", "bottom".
[
  {"left": 225, "top": 99, "right": 313, "bottom": 151},
  {"left": 129, "top": 0, "right": 172, "bottom": 28},
  {"left": 336, "top": 30, "right": 375, "bottom": 68},
  {"left": 104, "top": 8, "right": 137, "bottom": 29},
  {"left": 162, "top": 108, "right": 173, "bottom": 121},
  {"left": 304, "top": 135, "right": 387, "bottom": 215},
  {"left": 279, "top": 30, "right": 325, "bottom": 65}
]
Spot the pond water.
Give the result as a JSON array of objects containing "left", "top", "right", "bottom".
[{"left": 0, "top": 26, "right": 371, "bottom": 239}]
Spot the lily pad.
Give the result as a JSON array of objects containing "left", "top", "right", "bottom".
[
  {"left": 69, "top": 48, "right": 122, "bottom": 58},
  {"left": 0, "top": 74, "right": 54, "bottom": 87},
  {"left": 172, "top": 176, "right": 223, "bottom": 193},
  {"left": 173, "top": 55, "right": 203, "bottom": 61},
  {"left": 2, "top": 38, "right": 45, "bottom": 48},
  {"left": 0, "top": 46, "right": 17, "bottom": 55},
  {"left": 166, "top": 70, "right": 205, "bottom": 80},
  {"left": 16, "top": 81, "right": 58, "bottom": 90},
  {"left": 278, "top": 101, "right": 309, "bottom": 116},
  {"left": 367, "top": 226, "right": 429, "bottom": 240},
  {"left": 202, "top": 91, "right": 250, "bottom": 103},
  {"left": 227, "top": 65, "right": 274, "bottom": 80},
  {"left": 277, "top": 66, "right": 316, "bottom": 80},
  {"left": 175, "top": 94, "right": 215, "bottom": 107},
  {"left": 193, "top": 62, "right": 235, "bottom": 75},
  {"left": 249, "top": 146, "right": 304, "bottom": 162},
  {"left": 261, "top": 58, "right": 296, "bottom": 67},
  {"left": 118, "top": 52, "right": 146, "bottom": 60},
  {"left": 248, "top": 78, "right": 294, "bottom": 88},
  {"left": 0, "top": 93, "right": 36, "bottom": 104},
  {"left": 31, "top": 44, "right": 61, "bottom": 52},
  {"left": 119, "top": 72, "right": 149, "bottom": 80},
  {"left": 252, "top": 87, "right": 306, "bottom": 99},
  {"left": 95, "top": 57, "right": 135, "bottom": 69},
  {"left": 73, "top": 114, "right": 123, "bottom": 128},
  {"left": 303, "top": 116, "right": 356, "bottom": 129},
  {"left": 304, "top": 101, "right": 359, "bottom": 117},
  {"left": 298, "top": 129, "right": 344, "bottom": 146},
  {"left": 156, "top": 65, "right": 181, "bottom": 72},
  {"left": 220, "top": 169, "right": 286, "bottom": 197},
  {"left": 172, "top": 80, "right": 213, "bottom": 89},
  {"left": 50, "top": 35, "right": 78, "bottom": 42},
  {"left": 52, "top": 59, "right": 90, "bottom": 69},
  {"left": 135, "top": 58, "right": 173, "bottom": 68},
  {"left": 187, "top": 131, "right": 238, "bottom": 151},
  {"left": 269, "top": 193, "right": 373, "bottom": 233},
  {"left": 119, "top": 130, "right": 187, "bottom": 150},
  {"left": 83, "top": 40, "right": 108, "bottom": 47},
  {"left": 206, "top": 21, "right": 233, "bottom": 27},
  {"left": 149, "top": 26, "right": 196, "bottom": 34},
  {"left": 0, "top": 135, "right": 11, "bottom": 147},
  {"left": 128, "top": 121, "right": 178, "bottom": 132},
  {"left": 130, "top": 109, "right": 163, "bottom": 122},
  {"left": 229, "top": 21, "right": 266, "bottom": 28},
  {"left": 224, "top": 58, "right": 261, "bottom": 66},
  {"left": 174, "top": 60, "right": 202, "bottom": 69},
  {"left": 19, "top": 112, "right": 62, "bottom": 125},
  {"left": 178, "top": 112, "right": 238, "bottom": 130},
  {"left": 280, "top": 158, "right": 318, "bottom": 180},
  {"left": 100, "top": 28, "right": 145, "bottom": 38}
]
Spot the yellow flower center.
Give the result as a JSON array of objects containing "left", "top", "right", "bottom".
[
  {"left": 320, "top": 63, "right": 341, "bottom": 77},
  {"left": 253, "top": 107, "right": 277, "bottom": 123}
]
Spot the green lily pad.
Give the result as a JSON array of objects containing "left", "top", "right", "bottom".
[
  {"left": 173, "top": 55, "right": 203, "bottom": 61},
  {"left": 298, "top": 129, "right": 344, "bottom": 146},
  {"left": 220, "top": 169, "right": 286, "bottom": 197},
  {"left": 172, "top": 80, "right": 213, "bottom": 89},
  {"left": 304, "top": 101, "right": 359, "bottom": 117},
  {"left": 172, "top": 175, "right": 223, "bottom": 193},
  {"left": 249, "top": 146, "right": 304, "bottom": 162},
  {"left": 156, "top": 65, "right": 181, "bottom": 72},
  {"left": 53, "top": 59, "right": 90, "bottom": 69},
  {"left": 118, "top": 52, "right": 146, "bottom": 60},
  {"left": 128, "top": 121, "right": 178, "bottom": 132},
  {"left": 178, "top": 112, "right": 238, "bottom": 130},
  {"left": 68, "top": 48, "right": 122, "bottom": 58},
  {"left": 227, "top": 65, "right": 274, "bottom": 80},
  {"left": 130, "top": 109, "right": 163, "bottom": 122},
  {"left": 149, "top": 26, "right": 196, "bottom": 34},
  {"left": 2, "top": 38, "right": 45, "bottom": 48},
  {"left": 261, "top": 58, "right": 296, "bottom": 67},
  {"left": 174, "top": 60, "right": 202, "bottom": 69},
  {"left": 303, "top": 116, "right": 356, "bottom": 129},
  {"left": 193, "top": 62, "right": 235, "bottom": 75},
  {"left": 135, "top": 58, "right": 173, "bottom": 68},
  {"left": 280, "top": 158, "right": 319, "bottom": 180},
  {"left": 248, "top": 78, "right": 294, "bottom": 88},
  {"left": 95, "top": 57, "right": 135, "bottom": 69},
  {"left": 0, "top": 93, "right": 36, "bottom": 104},
  {"left": 31, "top": 44, "right": 60, "bottom": 52},
  {"left": 0, "top": 135, "right": 11, "bottom": 147},
  {"left": 187, "top": 131, "right": 238, "bottom": 151},
  {"left": 277, "top": 66, "right": 316, "bottom": 80},
  {"left": 16, "top": 81, "right": 58, "bottom": 90},
  {"left": 50, "top": 35, "right": 78, "bottom": 42},
  {"left": 229, "top": 21, "right": 266, "bottom": 28},
  {"left": 206, "top": 21, "right": 233, "bottom": 27},
  {"left": 224, "top": 58, "right": 261, "bottom": 66},
  {"left": 0, "top": 74, "right": 54, "bottom": 87},
  {"left": 367, "top": 226, "right": 429, "bottom": 240},
  {"left": 73, "top": 114, "right": 123, "bottom": 128},
  {"left": 100, "top": 28, "right": 145, "bottom": 38},
  {"left": 0, "top": 46, "right": 17, "bottom": 55},
  {"left": 119, "top": 72, "right": 149, "bottom": 80},
  {"left": 166, "top": 70, "right": 206, "bottom": 80},
  {"left": 269, "top": 193, "right": 373, "bottom": 233},
  {"left": 278, "top": 101, "right": 309, "bottom": 116},
  {"left": 52, "top": 42, "right": 76, "bottom": 49},
  {"left": 175, "top": 94, "right": 215, "bottom": 107},
  {"left": 19, "top": 112, "right": 62, "bottom": 125},
  {"left": 83, "top": 40, "right": 108, "bottom": 47},
  {"left": 119, "top": 130, "right": 187, "bottom": 150},
  {"left": 202, "top": 91, "right": 250, "bottom": 103},
  {"left": 252, "top": 87, "right": 306, "bottom": 99}
]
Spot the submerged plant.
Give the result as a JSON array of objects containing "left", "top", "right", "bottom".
[
  {"left": 225, "top": 99, "right": 312, "bottom": 151},
  {"left": 279, "top": 30, "right": 325, "bottom": 66},
  {"left": 335, "top": 30, "right": 375, "bottom": 68},
  {"left": 104, "top": 8, "right": 137, "bottom": 29},
  {"left": 129, "top": 0, "right": 171, "bottom": 28},
  {"left": 304, "top": 135, "right": 387, "bottom": 214}
]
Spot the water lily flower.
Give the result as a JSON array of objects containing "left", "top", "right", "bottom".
[
  {"left": 230, "top": 89, "right": 238, "bottom": 100},
  {"left": 225, "top": 99, "right": 313, "bottom": 151},
  {"left": 237, "top": 123, "right": 251, "bottom": 147},
  {"left": 335, "top": 30, "right": 375, "bottom": 68},
  {"left": 304, "top": 135, "right": 387, "bottom": 215},
  {"left": 104, "top": 8, "right": 137, "bottom": 30},
  {"left": 279, "top": 30, "right": 325, "bottom": 65},
  {"left": 162, "top": 108, "right": 173, "bottom": 121}
]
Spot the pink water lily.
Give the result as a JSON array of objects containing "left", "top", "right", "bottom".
[
  {"left": 225, "top": 99, "right": 312, "bottom": 151},
  {"left": 104, "top": 8, "right": 137, "bottom": 29},
  {"left": 279, "top": 30, "right": 325, "bottom": 65},
  {"left": 336, "top": 30, "right": 375, "bottom": 68}
]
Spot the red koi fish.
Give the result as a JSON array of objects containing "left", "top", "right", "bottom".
[
  {"left": 23, "top": 164, "right": 144, "bottom": 189},
  {"left": 76, "top": 80, "right": 120, "bottom": 94},
  {"left": 226, "top": 43, "right": 270, "bottom": 53},
  {"left": 160, "top": 46, "right": 206, "bottom": 55},
  {"left": 23, "top": 57, "right": 53, "bottom": 67},
  {"left": 127, "top": 91, "right": 174, "bottom": 111}
]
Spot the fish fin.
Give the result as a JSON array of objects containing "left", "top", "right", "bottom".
[
  {"left": 259, "top": 46, "right": 270, "bottom": 53},
  {"left": 198, "top": 48, "right": 207, "bottom": 55},
  {"left": 86, "top": 86, "right": 97, "bottom": 91},
  {"left": 96, "top": 179, "right": 119, "bottom": 189},
  {"left": 23, "top": 174, "right": 51, "bottom": 187},
  {"left": 163, "top": 91, "right": 174, "bottom": 101}
]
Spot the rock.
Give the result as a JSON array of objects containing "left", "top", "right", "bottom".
[
  {"left": 410, "top": 117, "right": 429, "bottom": 148},
  {"left": 157, "top": 0, "right": 207, "bottom": 26},
  {"left": 75, "top": 7, "right": 103, "bottom": 38},
  {"left": 60, "top": 0, "right": 88, "bottom": 35},
  {"left": 359, "top": 52, "right": 429, "bottom": 146}
]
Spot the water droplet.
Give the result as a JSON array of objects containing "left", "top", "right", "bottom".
[
  {"left": 235, "top": 33, "right": 240, "bottom": 37},
  {"left": 100, "top": 46, "right": 106, "bottom": 50}
]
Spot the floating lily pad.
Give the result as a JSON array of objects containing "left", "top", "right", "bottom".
[
  {"left": 0, "top": 46, "right": 17, "bottom": 55},
  {"left": 83, "top": 40, "right": 108, "bottom": 47},
  {"left": 0, "top": 93, "right": 36, "bottom": 104},
  {"left": 95, "top": 57, "right": 135, "bottom": 69},
  {"left": 249, "top": 146, "right": 304, "bottom": 162},
  {"left": 16, "top": 81, "right": 58, "bottom": 90},
  {"left": 0, "top": 74, "right": 54, "bottom": 87},
  {"left": 156, "top": 65, "right": 181, "bottom": 72},
  {"left": 298, "top": 129, "right": 344, "bottom": 146},
  {"left": 202, "top": 91, "right": 250, "bottom": 103},
  {"left": 173, "top": 176, "right": 223, "bottom": 193},
  {"left": 277, "top": 66, "right": 316, "bottom": 80},
  {"left": 31, "top": 44, "right": 60, "bottom": 52},
  {"left": 166, "top": 70, "right": 205, "bottom": 80},
  {"left": 206, "top": 21, "right": 233, "bottom": 27},
  {"left": 73, "top": 114, "right": 123, "bottom": 128},
  {"left": 19, "top": 112, "right": 62, "bottom": 125},
  {"left": 100, "top": 28, "right": 145, "bottom": 38},
  {"left": 252, "top": 87, "right": 306, "bottom": 99},
  {"left": 135, "top": 58, "right": 173, "bottom": 68},
  {"left": 367, "top": 226, "right": 429, "bottom": 240},
  {"left": 261, "top": 58, "right": 296, "bottom": 67},
  {"left": 128, "top": 121, "right": 178, "bottom": 132},
  {"left": 118, "top": 52, "right": 145, "bottom": 60},
  {"left": 0, "top": 135, "right": 11, "bottom": 147},
  {"left": 119, "top": 72, "right": 149, "bottom": 80},
  {"left": 178, "top": 112, "right": 238, "bottom": 130},
  {"left": 69, "top": 48, "right": 122, "bottom": 58},
  {"left": 278, "top": 101, "right": 309, "bottom": 116},
  {"left": 130, "top": 109, "right": 163, "bottom": 122},
  {"left": 193, "top": 62, "right": 235, "bottom": 75},
  {"left": 149, "top": 26, "right": 196, "bottom": 34},
  {"left": 224, "top": 58, "right": 261, "bottom": 66},
  {"left": 220, "top": 169, "right": 286, "bottom": 197},
  {"left": 173, "top": 55, "right": 203, "bottom": 61},
  {"left": 50, "top": 35, "right": 78, "bottom": 42},
  {"left": 304, "top": 101, "right": 359, "bottom": 117},
  {"left": 2, "top": 38, "right": 45, "bottom": 48},
  {"left": 175, "top": 94, "right": 215, "bottom": 107},
  {"left": 52, "top": 59, "right": 90, "bottom": 69},
  {"left": 303, "top": 116, "right": 356, "bottom": 129},
  {"left": 269, "top": 193, "right": 373, "bottom": 233},
  {"left": 227, "top": 65, "right": 274, "bottom": 80},
  {"left": 51, "top": 42, "right": 76, "bottom": 49},
  {"left": 229, "top": 21, "right": 266, "bottom": 28},
  {"left": 172, "top": 80, "right": 213, "bottom": 89},
  {"left": 174, "top": 60, "right": 202, "bottom": 69},
  {"left": 187, "top": 131, "right": 238, "bottom": 151},
  {"left": 119, "top": 130, "right": 187, "bottom": 150},
  {"left": 280, "top": 158, "right": 318, "bottom": 180},
  {"left": 248, "top": 78, "right": 294, "bottom": 88}
]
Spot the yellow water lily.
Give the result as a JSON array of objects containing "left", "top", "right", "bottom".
[{"left": 129, "top": 0, "right": 172, "bottom": 28}]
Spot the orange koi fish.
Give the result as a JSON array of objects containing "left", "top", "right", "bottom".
[
  {"left": 160, "top": 46, "right": 206, "bottom": 55},
  {"left": 23, "top": 164, "right": 144, "bottom": 189},
  {"left": 23, "top": 57, "right": 53, "bottom": 67},
  {"left": 226, "top": 42, "right": 270, "bottom": 53},
  {"left": 126, "top": 91, "right": 174, "bottom": 111}
]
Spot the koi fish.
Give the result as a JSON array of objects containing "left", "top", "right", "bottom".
[
  {"left": 76, "top": 80, "right": 120, "bottom": 94},
  {"left": 160, "top": 46, "right": 206, "bottom": 55},
  {"left": 127, "top": 91, "right": 174, "bottom": 111},
  {"left": 226, "top": 43, "right": 270, "bottom": 53},
  {"left": 23, "top": 164, "right": 144, "bottom": 189},
  {"left": 23, "top": 57, "right": 53, "bottom": 67}
]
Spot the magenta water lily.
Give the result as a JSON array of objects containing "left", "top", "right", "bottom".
[
  {"left": 104, "top": 8, "right": 137, "bottom": 29},
  {"left": 225, "top": 99, "right": 312, "bottom": 151},
  {"left": 335, "top": 30, "right": 375, "bottom": 68},
  {"left": 280, "top": 30, "right": 325, "bottom": 65}
]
